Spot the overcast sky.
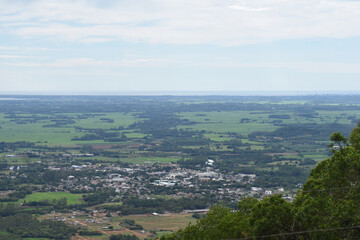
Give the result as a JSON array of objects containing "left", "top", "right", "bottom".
[{"left": 1, "top": 0, "right": 360, "bottom": 93}]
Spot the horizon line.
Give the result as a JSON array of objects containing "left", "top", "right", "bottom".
[{"left": 2, "top": 90, "right": 360, "bottom": 96}]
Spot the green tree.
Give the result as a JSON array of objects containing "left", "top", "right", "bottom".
[
  {"left": 350, "top": 122, "right": 360, "bottom": 150},
  {"left": 294, "top": 144, "right": 360, "bottom": 239},
  {"left": 249, "top": 195, "right": 296, "bottom": 238},
  {"left": 328, "top": 132, "right": 348, "bottom": 153}
]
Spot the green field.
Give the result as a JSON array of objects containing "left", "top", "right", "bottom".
[
  {"left": 0, "top": 156, "right": 41, "bottom": 164},
  {"left": 0, "top": 230, "right": 13, "bottom": 237},
  {"left": 17, "top": 192, "right": 83, "bottom": 205},
  {"left": 112, "top": 214, "right": 196, "bottom": 231},
  {"left": 23, "top": 238, "right": 51, "bottom": 240},
  {"left": 203, "top": 133, "right": 233, "bottom": 142},
  {"left": 178, "top": 111, "right": 279, "bottom": 134},
  {"left": 122, "top": 157, "right": 182, "bottom": 164},
  {"left": 0, "top": 112, "right": 143, "bottom": 144},
  {"left": 177, "top": 110, "right": 360, "bottom": 135},
  {"left": 100, "top": 202, "right": 123, "bottom": 207},
  {"left": 124, "top": 132, "right": 149, "bottom": 138}
]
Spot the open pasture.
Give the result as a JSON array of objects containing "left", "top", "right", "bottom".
[
  {"left": 1, "top": 108, "right": 359, "bottom": 146},
  {"left": 177, "top": 111, "right": 278, "bottom": 134},
  {"left": 121, "top": 156, "right": 182, "bottom": 164},
  {"left": 17, "top": 192, "right": 83, "bottom": 205},
  {"left": 0, "top": 112, "right": 142, "bottom": 145},
  {"left": 112, "top": 213, "right": 195, "bottom": 231},
  {"left": 203, "top": 133, "right": 233, "bottom": 142},
  {"left": 177, "top": 109, "right": 360, "bottom": 135},
  {"left": 23, "top": 238, "right": 51, "bottom": 240},
  {"left": 1, "top": 156, "right": 41, "bottom": 164}
]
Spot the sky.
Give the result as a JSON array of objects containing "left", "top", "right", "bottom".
[{"left": 1, "top": 0, "right": 360, "bottom": 93}]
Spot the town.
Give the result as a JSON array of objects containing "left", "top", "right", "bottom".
[{"left": 5, "top": 151, "right": 293, "bottom": 209}]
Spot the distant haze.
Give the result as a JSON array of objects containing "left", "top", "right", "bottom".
[{"left": 2, "top": 91, "right": 360, "bottom": 96}]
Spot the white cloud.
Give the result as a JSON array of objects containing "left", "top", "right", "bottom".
[
  {"left": 3, "top": 57, "right": 168, "bottom": 68},
  {"left": 200, "top": 61, "right": 360, "bottom": 74},
  {"left": 0, "top": 0, "right": 360, "bottom": 45},
  {"left": 3, "top": 54, "right": 360, "bottom": 74},
  {"left": 0, "top": 45, "right": 50, "bottom": 51},
  {"left": 280, "top": 62, "right": 360, "bottom": 74},
  {"left": 228, "top": 5, "right": 271, "bottom": 12},
  {"left": 0, "top": 54, "right": 41, "bottom": 59},
  {"left": 0, "top": 45, "right": 19, "bottom": 50}
]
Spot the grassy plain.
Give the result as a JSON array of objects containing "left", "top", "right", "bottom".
[
  {"left": 0, "top": 112, "right": 142, "bottom": 145},
  {"left": 178, "top": 109, "right": 360, "bottom": 134},
  {"left": 23, "top": 238, "right": 51, "bottom": 240},
  {"left": 112, "top": 214, "right": 195, "bottom": 231},
  {"left": 1, "top": 100, "right": 360, "bottom": 168},
  {"left": 123, "top": 157, "right": 182, "bottom": 164},
  {"left": 1, "top": 156, "right": 41, "bottom": 164},
  {"left": 17, "top": 192, "right": 83, "bottom": 205},
  {"left": 178, "top": 111, "right": 279, "bottom": 134},
  {"left": 1, "top": 109, "right": 359, "bottom": 146}
]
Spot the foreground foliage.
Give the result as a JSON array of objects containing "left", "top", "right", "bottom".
[
  {"left": 110, "top": 234, "right": 140, "bottom": 240},
  {"left": 162, "top": 127, "right": 360, "bottom": 240},
  {"left": 0, "top": 213, "right": 77, "bottom": 240}
]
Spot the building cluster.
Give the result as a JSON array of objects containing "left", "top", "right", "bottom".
[{"left": 6, "top": 156, "right": 296, "bottom": 201}]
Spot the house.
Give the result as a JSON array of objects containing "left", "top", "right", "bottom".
[{"left": 265, "top": 190, "right": 272, "bottom": 195}]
